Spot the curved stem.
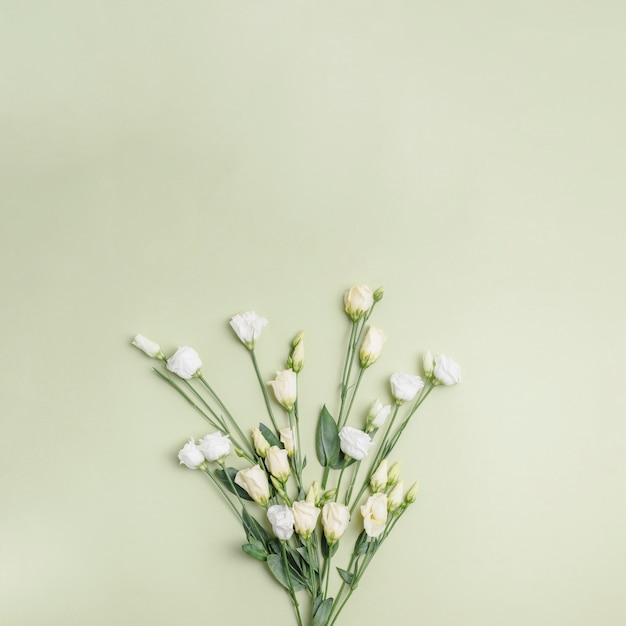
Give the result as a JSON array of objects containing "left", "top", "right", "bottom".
[{"left": 250, "top": 349, "right": 280, "bottom": 434}]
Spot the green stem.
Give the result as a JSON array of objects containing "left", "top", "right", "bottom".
[
  {"left": 281, "top": 542, "right": 303, "bottom": 626},
  {"left": 344, "top": 460, "right": 361, "bottom": 506},
  {"left": 339, "top": 367, "right": 365, "bottom": 431},
  {"left": 333, "top": 467, "right": 347, "bottom": 502},
  {"left": 203, "top": 467, "right": 244, "bottom": 524},
  {"left": 250, "top": 349, "right": 280, "bottom": 434}
]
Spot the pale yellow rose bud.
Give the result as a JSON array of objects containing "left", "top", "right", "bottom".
[
  {"left": 344, "top": 284, "right": 374, "bottom": 321},
  {"left": 423, "top": 350, "right": 434, "bottom": 378},
  {"left": 252, "top": 427, "right": 271, "bottom": 458},
  {"left": 279, "top": 427, "right": 296, "bottom": 457},
  {"left": 387, "top": 462, "right": 401, "bottom": 487},
  {"left": 405, "top": 481, "right": 419, "bottom": 504},
  {"left": 359, "top": 326, "right": 386, "bottom": 368},
  {"left": 321, "top": 502, "right": 350, "bottom": 544},
  {"left": 387, "top": 480, "right": 404, "bottom": 512},
  {"left": 370, "top": 459, "right": 388, "bottom": 493},
  {"left": 292, "top": 500, "right": 321, "bottom": 540},
  {"left": 265, "top": 445, "right": 291, "bottom": 483},
  {"left": 306, "top": 480, "right": 322, "bottom": 505},
  {"left": 267, "top": 369, "right": 297, "bottom": 411},
  {"left": 234, "top": 466, "right": 270, "bottom": 506}
]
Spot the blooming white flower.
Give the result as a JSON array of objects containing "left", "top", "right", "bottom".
[
  {"left": 338, "top": 426, "right": 373, "bottom": 460},
  {"left": 279, "top": 427, "right": 296, "bottom": 456},
  {"left": 235, "top": 465, "right": 270, "bottom": 506},
  {"left": 198, "top": 431, "right": 232, "bottom": 462},
  {"left": 389, "top": 372, "right": 424, "bottom": 403},
  {"left": 265, "top": 445, "right": 291, "bottom": 482},
  {"left": 370, "top": 459, "right": 388, "bottom": 493},
  {"left": 344, "top": 284, "right": 374, "bottom": 321},
  {"left": 229, "top": 311, "right": 268, "bottom": 349},
  {"left": 321, "top": 502, "right": 350, "bottom": 544},
  {"left": 252, "top": 427, "right": 271, "bottom": 458},
  {"left": 132, "top": 334, "right": 164, "bottom": 359},
  {"left": 267, "top": 369, "right": 297, "bottom": 411},
  {"left": 292, "top": 500, "right": 320, "bottom": 540},
  {"left": 434, "top": 354, "right": 462, "bottom": 385},
  {"left": 361, "top": 493, "right": 388, "bottom": 538},
  {"left": 166, "top": 346, "right": 202, "bottom": 379},
  {"left": 359, "top": 326, "right": 386, "bottom": 368},
  {"left": 267, "top": 505, "right": 294, "bottom": 541},
  {"left": 366, "top": 400, "right": 392, "bottom": 431},
  {"left": 387, "top": 480, "right": 404, "bottom": 512},
  {"left": 178, "top": 438, "right": 205, "bottom": 469}
]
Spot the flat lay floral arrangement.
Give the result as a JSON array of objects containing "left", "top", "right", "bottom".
[{"left": 132, "top": 284, "right": 461, "bottom": 626}]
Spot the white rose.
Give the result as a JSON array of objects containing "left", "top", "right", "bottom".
[
  {"left": 279, "top": 427, "right": 296, "bottom": 456},
  {"left": 198, "top": 431, "right": 232, "bottom": 462},
  {"left": 366, "top": 400, "right": 392, "bottom": 431},
  {"left": 132, "top": 334, "right": 164, "bottom": 359},
  {"left": 292, "top": 500, "right": 320, "bottom": 540},
  {"left": 361, "top": 493, "right": 388, "bottom": 538},
  {"left": 252, "top": 427, "right": 271, "bottom": 458},
  {"left": 267, "top": 369, "right": 297, "bottom": 411},
  {"left": 229, "top": 311, "right": 268, "bottom": 349},
  {"left": 338, "top": 426, "right": 373, "bottom": 460},
  {"left": 344, "top": 284, "right": 374, "bottom": 321},
  {"left": 235, "top": 465, "right": 270, "bottom": 506},
  {"left": 321, "top": 502, "right": 350, "bottom": 544},
  {"left": 387, "top": 480, "right": 404, "bottom": 511},
  {"left": 166, "top": 346, "right": 202, "bottom": 379},
  {"left": 178, "top": 438, "right": 205, "bottom": 469},
  {"left": 267, "top": 504, "right": 294, "bottom": 541},
  {"left": 265, "top": 445, "right": 291, "bottom": 482},
  {"left": 389, "top": 372, "right": 424, "bottom": 403},
  {"left": 370, "top": 459, "right": 388, "bottom": 493},
  {"left": 434, "top": 354, "right": 462, "bottom": 385},
  {"left": 359, "top": 326, "right": 386, "bottom": 368}
]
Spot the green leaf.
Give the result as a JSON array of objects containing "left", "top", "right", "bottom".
[
  {"left": 259, "top": 422, "right": 280, "bottom": 448},
  {"left": 313, "top": 594, "right": 324, "bottom": 616},
  {"left": 266, "top": 554, "right": 306, "bottom": 592},
  {"left": 215, "top": 467, "right": 252, "bottom": 500},
  {"left": 242, "top": 543, "right": 267, "bottom": 561},
  {"left": 353, "top": 530, "right": 369, "bottom": 557},
  {"left": 242, "top": 508, "right": 269, "bottom": 547},
  {"left": 329, "top": 450, "right": 357, "bottom": 470},
  {"left": 337, "top": 567, "right": 355, "bottom": 587},
  {"left": 312, "top": 597, "right": 334, "bottom": 626},
  {"left": 316, "top": 405, "right": 339, "bottom": 467}
]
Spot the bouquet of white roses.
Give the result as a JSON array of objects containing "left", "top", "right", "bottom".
[{"left": 133, "top": 284, "right": 461, "bottom": 626}]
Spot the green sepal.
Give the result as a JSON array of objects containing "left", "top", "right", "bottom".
[
  {"left": 215, "top": 467, "right": 252, "bottom": 500},
  {"left": 321, "top": 533, "right": 339, "bottom": 558},
  {"left": 312, "top": 597, "right": 334, "bottom": 626},
  {"left": 242, "top": 542, "right": 267, "bottom": 561},
  {"left": 316, "top": 405, "right": 339, "bottom": 467}
]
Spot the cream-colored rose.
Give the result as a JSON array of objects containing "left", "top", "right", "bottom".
[
  {"left": 434, "top": 354, "right": 462, "bottom": 386},
  {"left": 361, "top": 493, "right": 388, "bottom": 538},
  {"left": 166, "top": 346, "right": 202, "bottom": 379},
  {"left": 198, "top": 431, "right": 232, "bottom": 462},
  {"left": 387, "top": 480, "right": 404, "bottom": 512},
  {"left": 177, "top": 438, "right": 206, "bottom": 469},
  {"left": 234, "top": 465, "right": 270, "bottom": 506},
  {"left": 389, "top": 372, "right": 424, "bottom": 403},
  {"left": 292, "top": 500, "right": 320, "bottom": 540},
  {"left": 321, "top": 502, "right": 350, "bottom": 544},
  {"left": 267, "top": 369, "right": 297, "bottom": 411},
  {"left": 338, "top": 426, "right": 373, "bottom": 460},
  {"left": 279, "top": 427, "right": 296, "bottom": 456},
  {"left": 344, "top": 284, "right": 374, "bottom": 321},
  {"left": 359, "top": 326, "right": 386, "bottom": 368},
  {"left": 132, "top": 334, "right": 165, "bottom": 359},
  {"left": 366, "top": 400, "right": 392, "bottom": 432},
  {"left": 267, "top": 504, "right": 294, "bottom": 541},
  {"left": 265, "top": 445, "right": 291, "bottom": 482},
  {"left": 252, "top": 427, "right": 271, "bottom": 458},
  {"left": 370, "top": 459, "right": 388, "bottom": 493},
  {"left": 229, "top": 311, "right": 268, "bottom": 349}
]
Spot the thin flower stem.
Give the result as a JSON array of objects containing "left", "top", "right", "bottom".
[
  {"left": 338, "top": 367, "right": 365, "bottom": 431},
  {"left": 333, "top": 467, "right": 347, "bottom": 502},
  {"left": 386, "top": 383, "right": 436, "bottom": 454},
  {"left": 344, "top": 460, "right": 361, "bottom": 506},
  {"left": 306, "top": 538, "right": 318, "bottom": 599},
  {"left": 288, "top": 407, "right": 303, "bottom": 492},
  {"left": 281, "top": 542, "right": 304, "bottom": 626},
  {"left": 181, "top": 380, "right": 228, "bottom": 432},
  {"left": 203, "top": 467, "right": 244, "bottom": 524},
  {"left": 250, "top": 349, "right": 280, "bottom": 434}
]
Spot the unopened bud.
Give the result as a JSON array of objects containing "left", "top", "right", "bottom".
[
  {"left": 234, "top": 447, "right": 247, "bottom": 458},
  {"left": 306, "top": 480, "right": 322, "bottom": 505},
  {"left": 370, "top": 459, "right": 388, "bottom": 493},
  {"left": 387, "top": 480, "right": 404, "bottom": 511},
  {"left": 252, "top": 427, "right": 271, "bottom": 458},
  {"left": 423, "top": 350, "right": 434, "bottom": 378},
  {"left": 288, "top": 331, "right": 305, "bottom": 373},
  {"left": 387, "top": 462, "right": 401, "bottom": 486},
  {"left": 373, "top": 287, "right": 384, "bottom": 302},
  {"left": 405, "top": 481, "right": 419, "bottom": 504}
]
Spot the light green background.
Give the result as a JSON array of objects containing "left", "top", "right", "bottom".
[{"left": 1, "top": 2, "right": 625, "bottom": 625}]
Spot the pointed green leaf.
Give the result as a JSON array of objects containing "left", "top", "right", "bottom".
[
  {"left": 337, "top": 567, "right": 355, "bottom": 586},
  {"left": 215, "top": 467, "right": 253, "bottom": 500},
  {"left": 267, "top": 554, "right": 306, "bottom": 592},
  {"left": 242, "top": 543, "right": 267, "bottom": 561},
  {"left": 316, "top": 405, "right": 340, "bottom": 467},
  {"left": 259, "top": 422, "right": 280, "bottom": 448},
  {"left": 242, "top": 508, "right": 269, "bottom": 547},
  {"left": 312, "top": 597, "right": 334, "bottom": 626}
]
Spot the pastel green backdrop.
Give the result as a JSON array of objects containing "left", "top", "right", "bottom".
[{"left": 1, "top": 2, "right": 625, "bottom": 625}]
